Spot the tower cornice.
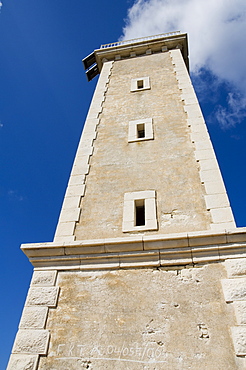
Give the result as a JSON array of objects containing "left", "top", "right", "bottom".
[
  {"left": 83, "top": 32, "right": 189, "bottom": 80},
  {"left": 21, "top": 227, "right": 246, "bottom": 270}
]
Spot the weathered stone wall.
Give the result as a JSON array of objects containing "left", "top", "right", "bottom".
[
  {"left": 38, "top": 263, "right": 238, "bottom": 369},
  {"left": 74, "top": 52, "right": 212, "bottom": 240}
]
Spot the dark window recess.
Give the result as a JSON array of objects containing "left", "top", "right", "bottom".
[
  {"left": 82, "top": 52, "right": 96, "bottom": 70},
  {"left": 135, "top": 199, "right": 145, "bottom": 226},
  {"left": 86, "top": 64, "right": 99, "bottom": 82},
  {"left": 137, "top": 123, "right": 145, "bottom": 138},
  {"left": 137, "top": 80, "right": 144, "bottom": 89}
]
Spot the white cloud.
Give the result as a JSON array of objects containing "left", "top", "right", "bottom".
[
  {"left": 121, "top": 0, "right": 246, "bottom": 127},
  {"left": 8, "top": 190, "right": 24, "bottom": 202},
  {"left": 215, "top": 92, "right": 246, "bottom": 129}
]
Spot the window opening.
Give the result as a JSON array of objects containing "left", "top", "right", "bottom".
[
  {"left": 135, "top": 199, "right": 145, "bottom": 226},
  {"left": 137, "top": 80, "right": 144, "bottom": 89},
  {"left": 137, "top": 123, "right": 145, "bottom": 138}
]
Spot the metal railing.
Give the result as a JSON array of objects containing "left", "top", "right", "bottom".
[{"left": 100, "top": 31, "right": 181, "bottom": 49}]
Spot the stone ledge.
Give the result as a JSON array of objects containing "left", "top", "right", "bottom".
[{"left": 21, "top": 228, "right": 246, "bottom": 269}]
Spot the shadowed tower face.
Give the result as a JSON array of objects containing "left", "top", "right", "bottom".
[{"left": 8, "top": 33, "right": 246, "bottom": 370}]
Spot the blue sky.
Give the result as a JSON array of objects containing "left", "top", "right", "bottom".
[{"left": 0, "top": 0, "right": 246, "bottom": 368}]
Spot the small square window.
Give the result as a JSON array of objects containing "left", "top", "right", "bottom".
[
  {"left": 131, "top": 77, "right": 150, "bottom": 92},
  {"left": 122, "top": 190, "right": 158, "bottom": 232},
  {"left": 128, "top": 118, "right": 154, "bottom": 143}
]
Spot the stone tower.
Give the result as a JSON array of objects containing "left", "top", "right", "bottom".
[{"left": 8, "top": 32, "right": 246, "bottom": 369}]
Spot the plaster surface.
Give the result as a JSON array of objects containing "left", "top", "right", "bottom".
[
  {"left": 39, "top": 263, "right": 237, "bottom": 369},
  {"left": 75, "top": 52, "right": 211, "bottom": 240}
]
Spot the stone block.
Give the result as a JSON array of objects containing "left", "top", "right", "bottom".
[
  {"left": 211, "top": 222, "right": 236, "bottom": 231},
  {"left": 119, "top": 250, "right": 160, "bottom": 268},
  {"left": 222, "top": 278, "right": 246, "bottom": 302},
  {"left": 26, "top": 286, "right": 60, "bottom": 307},
  {"left": 190, "top": 131, "right": 210, "bottom": 143},
  {"left": 231, "top": 326, "right": 246, "bottom": 356},
  {"left": 124, "top": 190, "right": 155, "bottom": 201},
  {"left": 81, "top": 130, "right": 97, "bottom": 141},
  {"left": 31, "top": 270, "right": 57, "bottom": 286},
  {"left": 204, "top": 180, "right": 226, "bottom": 195},
  {"left": 66, "top": 184, "right": 85, "bottom": 197},
  {"left": 85, "top": 110, "right": 99, "bottom": 120},
  {"left": 175, "top": 70, "right": 189, "bottom": 78},
  {"left": 145, "top": 198, "right": 157, "bottom": 220},
  {"left": 65, "top": 244, "right": 105, "bottom": 255},
  {"left": 180, "top": 91, "right": 197, "bottom": 101},
  {"left": 182, "top": 98, "right": 199, "bottom": 107},
  {"left": 122, "top": 200, "right": 134, "bottom": 222},
  {"left": 176, "top": 76, "right": 191, "bottom": 85},
  {"left": 219, "top": 244, "right": 246, "bottom": 259},
  {"left": 198, "top": 159, "right": 219, "bottom": 171},
  {"left": 71, "top": 163, "right": 90, "bottom": 176},
  {"left": 225, "top": 258, "right": 246, "bottom": 277},
  {"left": 143, "top": 233, "right": 188, "bottom": 250},
  {"left": 187, "top": 117, "right": 205, "bottom": 126},
  {"left": 177, "top": 80, "right": 192, "bottom": 89},
  {"left": 192, "top": 245, "right": 220, "bottom": 263},
  {"left": 105, "top": 240, "right": 143, "bottom": 253},
  {"left": 227, "top": 229, "right": 246, "bottom": 243},
  {"left": 32, "top": 257, "right": 80, "bottom": 269},
  {"left": 22, "top": 245, "right": 65, "bottom": 258},
  {"left": 7, "top": 354, "right": 39, "bottom": 370},
  {"left": 78, "top": 137, "right": 94, "bottom": 149},
  {"left": 122, "top": 220, "right": 134, "bottom": 232},
  {"left": 234, "top": 302, "right": 246, "bottom": 324},
  {"left": 55, "top": 221, "right": 75, "bottom": 237},
  {"left": 194, "top": 140, "right": 213, "bottom": 151},
  {"left": 68, "top": 174, "right": 86, "bottom": 186},
  {"left": 145, "top": 218, "right": 158, "bottom": 230},
  {"left": 59, "top": 207, "right": 81, "bottom": 223},
  {"left": 200, "top": 169, "right": 223, "bottom": 184},
  {"left": 61, "top": 195, "right": 81, "bottom": 209},
  {"left": 12, "top": 329, "right": 50, "bottom": 355},
  {"left": 195, "top": 149, "right": 216, "bottom": 161},
  {"left": 184, "top": 104, "right": 203, "bottom": 118},
  {"left": 210, "top": 207, "right": 234, "bottom": 223},
  {"left": 76, "top": 145, "right": 93, "bottom": 156},
  {"left": 19, "top": 306, "right": 48, "bottom": 329},
  {"left": 188, "top": 232, "right": 227, "bottom": 246},
  {"left": 80, "top": 257, "right": 120, "bottom": 270},
  {"left": 160, "top": 247, "right": 192, "bottom": 266},
  {"left": 88, "top": 104, "right": 102, "bottom": 116},
  {"left": 204, "top": 194, "right": 230, "bottom": 209},
  {"left": 53, "top": 235, "right": 75, "bottom": 243},
  {"left": 82, "top": 123, "right": 98, "bottom": 136},
  {"left": 73, "top": 153, "right": 90, "bottom": 165}
]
